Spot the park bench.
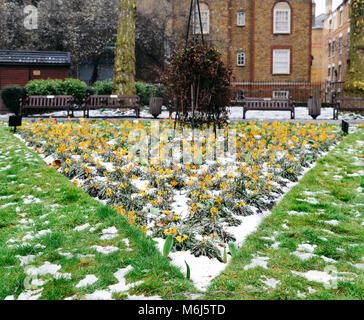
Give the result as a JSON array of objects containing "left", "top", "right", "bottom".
[
  {"left": 236, "top": 97, "right": 295, "bottom": 119},
  {"left": 333, "top": 97, "right": 364, "bottom": 120},
  {"left": 20, "top": 95, "right": 74, "bottom": 117},
  {"left": 83, "top": 95, "right": 140, "bottom": 118}
]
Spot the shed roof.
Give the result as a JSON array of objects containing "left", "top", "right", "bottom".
[{"left": 0, "top": 50, "right": 71, "bottom": 65}]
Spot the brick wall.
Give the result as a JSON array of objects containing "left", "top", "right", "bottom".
[
  {"left": 322, "top": 1, "right": 351, "bottom": 84},
  {"left": 0, "top": 66, "right": 69, "bottom": 89},
  {"left": 311, "top": 28, "right": 324, "bottom": 83},
  {"left": 171, "top": 0, "right": 312, "bottom": 87}
]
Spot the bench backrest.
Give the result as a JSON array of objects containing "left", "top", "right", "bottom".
[
  {"left": 335, "top": 97, "right": 364, "bottom": 110},
  {"left": 85, "top": 95, "right": 140, "bottom": 107},
  {"left": 244, "top": 97, "right": 292, "bottom": 109},
  {"left": 24, "top": 95, "right": 73, "bottom": 107}
]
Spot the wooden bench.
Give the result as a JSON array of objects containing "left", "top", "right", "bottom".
[
  {"left": 83, "top": 95, "right": 140, "bottom": 118},
  {"left": 20, "top": 95, "right": 74, "bottom": 117},
  {"left": 235, "top": 97, "right": 295, "bottom": 119},
  {"left": 333, "top": 97, "right": 364, "bottom": 120}
]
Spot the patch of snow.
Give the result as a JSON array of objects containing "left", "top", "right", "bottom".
[
  {"left": 244, "top": 256, "right": 270, "bottom": 271},
  {"left": 85, "top": 290, "right": 113, "bottom": 300},
  {"left": 324, "top": 220, "right": 340, "bottom": 226},
  {"left": 261, "top": 276, "right": 280, "bottom": 289},
  {"left": 90, "top": 245, "right": 119, "bottom": 254},
  {"left": 100, "top": 226, "right": 118, "bottom": 240},
  {"left": 76, "top": 275, "right": 98, "bottom": 288},
  {"left": 74, "top": 223, "right": 90, "bottom": 232}
]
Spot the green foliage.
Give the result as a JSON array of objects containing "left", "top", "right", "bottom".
[
  {"left": 25, "top": 78, "right": 88, "bottom": 105},
  {"left": 61, "top": 79, "right": 88, "bottom": 104},
  {"left": 185, "top": 261, "right": 191, "bottom": 280},
  {"left": 93, "top": 80, "right": 113, "bottom": 95},
  {"left": 135, "top": 82, "right": 150, "bottom": 105},
  {"left": 163, "top": 235, "right": 173, "bottom": 257},
  {"left": 228, "top": 242, "right": 237, "bottom": 258},
  {"left": 0, "top": 86, "right": 27, "bottom": 114},
  {"left": 223, "top": 247, "right": 227, "bottom": 263},
  {"left": 135, "top": 82, "right": 168, "bottom": 106},
  {"left": 25, "top": 79, "right": 63, "bottom": 95}
]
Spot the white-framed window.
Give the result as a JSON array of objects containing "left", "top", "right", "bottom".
[
  {"left": 273, "top": 2, "right": 291, "bottom": 34},
  {"left": 194, "top": 3, "right": 210, "bottom": 34},
  {"left": 339, "top": 35, "right": 343, "bottom": 55},
  {"left": 273, "top": 90, "right": 289, "bottom": 99},
  {"left": 272, "top": 49, "right": 290, "bottom": 74},
  {"left": 339, "top": 8, "right": 343, "bottom": 27},
  {"left": 237, "top": 11, "right": 245, "bottom": 26},
  {"left": 328, "top": 41, "right": 332, "bottom": 57},
  {"left": 332, "top": 39, "right": 336, "bottom": 56},
  {"left": 237, "top": 52, "right": 245, "bottom": 66},
  {"left": 338, "top": 63, "right": 342, "bottom": 81},
  {"left": 236, "top": 90, "right": 245, "bottom": 101}
]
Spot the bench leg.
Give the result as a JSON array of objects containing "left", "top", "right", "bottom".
[
  {"left": 243, "top": 109, "right": 246, "bottom": 120},
  {"left": 136, "top": 108, "right": 140, "bottom": 118},
  {"left": 291, "top": 110, "right": 295, "bottom": 120},
  {"left": 333, "top": 108, "right": 338, "bottom": 120}
]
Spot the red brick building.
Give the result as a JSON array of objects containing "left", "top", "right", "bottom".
[
  {"left": 0, "top": 50, "right": 70, "bottom": 112},
  {"left": 171, "top": 0, "right": 313, "bottom": 101}
]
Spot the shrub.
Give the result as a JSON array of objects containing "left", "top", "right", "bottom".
[
  {"left": 135, "top": 81, "right": 151, "bottom": 106},
  {"left": 135, "top": 82, "right": 168, "bottom": 106},
  {"left": 25, "top": 78, "right": 88, "bottom": 105},
  {"left": 0, "top": 86, "right": 27, "bottom": 114},
  {"left": 26, "top": 79, "right": 63, "bottom": 96},
  {"left": 163, "top": 42, "right": 232, "bottom": 125},
  {"left": 61, "top": 78, "right": 88, "bottom": 105},
  {"left": 93, "top": 80, "right": 113, "bottom": 95}
]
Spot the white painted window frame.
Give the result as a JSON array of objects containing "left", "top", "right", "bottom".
[
  {"left": 273, "top": 5, "right": 291, "bottom": 34},
  {"left": 237, "top": 11, "right": 245, "bottom": 26},
  {"left": 272, "top": 90, "right": 289, "bottom": 99},
  {"left": 237, "top": 52, "right": 245, "bottom": 66},
  {"left": 272, "top": 49, "right": 290, "bottom": 75}
]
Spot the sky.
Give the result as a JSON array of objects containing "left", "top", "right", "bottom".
[{"left": 315, "top": 0, "right": 344, "bottom": 16}]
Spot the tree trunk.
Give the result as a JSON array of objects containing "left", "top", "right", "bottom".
[
  {"left": 90, "top": 56, "right": 101, "bottom": 85},
  {"left": 112, "top": 0, "right": 136, "bottom": 95},
  {"left": 344, "top": 0, "right": 364, "bottom": 96}
]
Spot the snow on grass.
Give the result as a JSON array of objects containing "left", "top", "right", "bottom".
[
  {"left": 74, "top": 223, "right": 90, "bottom": 232},
  {"left": 323, "top": 220, "right": 340, "bottom": 226},
  {"left": 243, "top": 256, "right": 270, "bottom": 271},
  {"left": 90, "top": 245, "right": 119, "bottom": 254},
  {"left": 76, "top": 275, "right": 98, "bottom": 288},
  {"left": 261, "top": 276, "right": 281, "bottom": 289},
  {"left": 100, "top": 226, "right": 118, "bottom": 240}
]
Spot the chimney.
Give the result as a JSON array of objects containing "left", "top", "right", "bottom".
[
  {"left": 326, "top": 0, "right": 333, "bottom": 15},
  {"left": 312, "top": 1, "right": 316, "bottom": 26}
]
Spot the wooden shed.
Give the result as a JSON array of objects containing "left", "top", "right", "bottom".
[{"left": 0, "top": 50, "right": 70, "bottom": 112}]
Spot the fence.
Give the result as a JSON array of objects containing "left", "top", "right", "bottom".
[{"left": 232, "top": 82, "right": 345, "bottom": 104}]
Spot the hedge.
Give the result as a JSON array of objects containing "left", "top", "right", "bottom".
[
  {"left": 0, "top": 86, "right": 27, "bottom": 115},
  {"left": 1, "top": 79, "right": 168, "bottom": 114}
]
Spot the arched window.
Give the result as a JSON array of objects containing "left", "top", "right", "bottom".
[
  {"left": 237, "top": 52, "right": 245, "bottom": 66},
  {"left": 273, "top": 2, "right": 291, "bottom": 34},
  {"left": 194, "top": 3, "right": 210, "bottom": 34}
]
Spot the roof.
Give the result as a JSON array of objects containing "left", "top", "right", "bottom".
[
  {"left": 313, "top": 13, "right": 326, "bottom": 29},
  {"left": 0, "top": 50, "right": 71, "bottom": 65}
]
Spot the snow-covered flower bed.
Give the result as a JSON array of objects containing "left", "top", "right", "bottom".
[{"left": 17, "top": 119, "right": 342, "bottom": 290}]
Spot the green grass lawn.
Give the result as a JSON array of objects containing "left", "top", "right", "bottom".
[
  {"left": 205, "top": 128, "right": 364, "bottom": 300},
  {"left": 1, "top": 122, "right": 363, "bottom": 300},
  {"left": 0, "top": 125, "right": 195, "bottom": 300}
]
